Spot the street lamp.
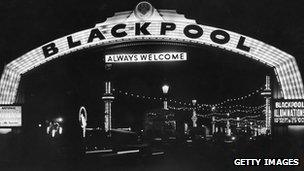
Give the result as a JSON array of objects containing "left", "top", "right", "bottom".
[
  {"left": 56, "top": 117, "right": 63, "bottom": 123},
  {"left": 211, "top": 106, "right": 216, "bottom": 112},
  {"left": 236, "top": 117, "right": 240, "bottom": 127},
  {"left": 191, "top": 99, "right": 197, "bottom": 105},
  {"left": 162, "top": 84, "right": 169, "bottom": 110}
]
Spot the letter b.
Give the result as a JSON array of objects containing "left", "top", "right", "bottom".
[{"left": 42, "top": 42, "right": 59, "bottom": 58}]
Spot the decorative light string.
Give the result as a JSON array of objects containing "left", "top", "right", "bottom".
[
  {"left": 114, "top": 88, "right": 266, "bottom": 123},
  {"left": 212, "top": 86, "right": 265, "bottom": 107},
  {"left": 195, "top": 105, "right": 265, "bottom": 118},
  {"left": 114, "top": 85, "right": 265, "bottom": 111},
  {"left": 216, "top": 105, "right": 265, "bottom": 114},
  {"left": 196, "top": 107, "right": 265, "bottom": 118},
  {"left": 167, "top": 104, "right": 265, "bottom": 114},
  {"left": 210, "top": 114, "right": 262, "bottom": 122},
  {"left": 215, "top": 104, "right": 265, "bottom": 110}
]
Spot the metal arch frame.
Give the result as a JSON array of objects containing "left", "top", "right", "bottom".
[{"left": 0, "top": 18, "right": 303, "bottom": 104}]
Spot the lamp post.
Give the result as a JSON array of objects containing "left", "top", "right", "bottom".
[
  {"left": 162, "top": 84, "right": 169, "bottom": 110},
  {"left": 211, "top": 106, "right": 216, "bottom": 134},
  {"left": 236, "top": 117, "right": 240, "bottom": 127},
  {"left": 226, "top": 113, "right": 231, "bottom": 136},
  {"left": 191, "top": 99, "right": 197, "bottom": 128}
]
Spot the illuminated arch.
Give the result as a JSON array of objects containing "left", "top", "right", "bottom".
[{"left": 0, "top": 7, "right": 303, "bottom": 104}]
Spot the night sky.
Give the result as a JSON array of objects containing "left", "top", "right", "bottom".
[{"left": 1, "top": 0, "right": 304, "bottom": 129}]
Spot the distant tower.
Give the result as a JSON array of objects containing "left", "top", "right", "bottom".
[
  {"left": 102, "top": 64, "right": 114, "bottom": 133},
  {"left": 261, "top": 75, "right": 272, "bottom": 134}
]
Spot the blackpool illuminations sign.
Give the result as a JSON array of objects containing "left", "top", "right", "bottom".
[{"left": 273, "top": 100, "right": 304, "bottom": 124}]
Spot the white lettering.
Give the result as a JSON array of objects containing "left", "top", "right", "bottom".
[{"left": 234, "top": 159, "right": 261, "bottom": 166}]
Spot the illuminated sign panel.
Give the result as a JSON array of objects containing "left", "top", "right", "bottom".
[
  {"left": 273, "top": 100, "right": 304, "bottom": 124},
  {"left": 0, "top": 106, "right": 22, "bottom": 127},
  {"left": 105, "top": 52, "right": 187, "bottom": 63},
  {"left": 0, "top": 6, "right": 303, "bottom": 104}
]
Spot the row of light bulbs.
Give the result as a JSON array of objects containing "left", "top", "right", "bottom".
[
  {"left": 209, "top": 115, "right": 262, "bottom": 122},
  {"left": 115, "top": 86, "right": 265, "bottom": 111}
]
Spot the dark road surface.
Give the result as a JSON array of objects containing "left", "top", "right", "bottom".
[{"left": 1, "top": 138, "right": 304, "bottom": 171}]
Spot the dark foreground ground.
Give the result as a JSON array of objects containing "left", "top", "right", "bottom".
[{"left": 1, "top": 137, "right": 304, "bottom": 171}]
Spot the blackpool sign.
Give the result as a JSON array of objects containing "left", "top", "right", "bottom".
[{"left": 0, "top": 1, "right": 303, "bottom": 104}]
